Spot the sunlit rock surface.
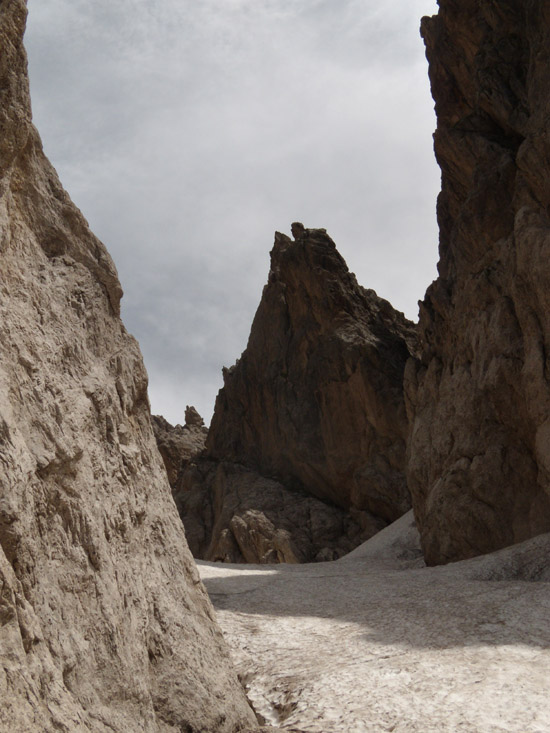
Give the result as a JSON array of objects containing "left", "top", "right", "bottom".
[{"left": 0, "top": 3, "right": 257, "bottom": 730}]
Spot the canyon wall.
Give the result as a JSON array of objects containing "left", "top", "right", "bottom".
[
  {"left": 176, "top": 459, "right": 367, "bottom": 563},
  {"left": 407, "top": 0, "right": 550, "bottom": 564},
  {"left": 0, "top": 2, "right": 257, "bottom": 730}
]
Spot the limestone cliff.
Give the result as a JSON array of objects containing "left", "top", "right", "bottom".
[
  {"left": 0, "top": 2, "right": 257, "bottom": 730},
  {"left": 171, "top": 225, "right": 416, "bottom": 563},
  {"left": 407, "top": 0, "right": 550, "bottom": 564}
]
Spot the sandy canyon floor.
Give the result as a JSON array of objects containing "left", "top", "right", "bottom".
[{"left": 199, "top": 512, "right": 550, "bottom": 732}]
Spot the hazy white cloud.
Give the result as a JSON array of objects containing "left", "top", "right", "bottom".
[{"left": 25, "top": 0, "right": 440, "bottom": 424}]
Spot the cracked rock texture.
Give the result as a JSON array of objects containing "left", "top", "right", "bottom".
[
  {"left": 182, "top": 226, "right": 416, "bottom": 563},
  {"left": 406, "top": 0, "right": 550, "bottom": 564},
  {"left": 0, "top": 3, "right": 257, "bottom": 731},
  {"left": 209, "top": 227, "right": 416, "bottom": 524},
  {"left": 171, "top": 227, "right": 416, "bottom": 563}
]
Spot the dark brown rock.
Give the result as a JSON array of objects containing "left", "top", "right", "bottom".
[
  {"left": 407, "top": 0, "right": 550, "bottom": 564},
  {"left": 152, "top": 407, "right": 207, "bottom": 485},
  {"left": 185, "top": 404, "right": 205, "bottom": 427},
  {"left": 166, "top": 227, "right": 416, "bottom": 564},
  {"left": 175, "top": 459, "right": 378, "bottom": 564},
  {"left": 207, "top": 226, "right": 417, "bottom": 525}
]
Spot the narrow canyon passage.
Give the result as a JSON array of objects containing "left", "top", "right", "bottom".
[{"left": 199, "top": 513, "right": 550, "bottom": 733}]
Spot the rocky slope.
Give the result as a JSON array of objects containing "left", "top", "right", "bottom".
[
  {"left": 0, "top": 3, "right": 257, "bottom": 730},
  {"left": 170, "top": 225, "right": 416, "bottom": 563},
  {"left": 406, "top": 0, "right": 550, "bottom": 564}
]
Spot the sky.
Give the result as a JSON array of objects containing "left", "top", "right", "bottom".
[{"left": 24, "top": 0, "right": 440, "bottom": 425}]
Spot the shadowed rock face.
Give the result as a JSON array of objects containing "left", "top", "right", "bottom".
[
  {"left": 182, "top": 225, "right": 416, "bottom": 562},
  {"left": 407, "top": 0, "right": 550, "bottom": 565},
  {"left": 152, "top": 408, "right": 208, "bottom": 485},
  {"left": 153, "top": 414, "right": 380, "bottom": 565},
  {"left": 0, "top": 3, "right": 257, "bottom": 730},
  {"left": 161, "top": 227, "right": 415, "bottom": 564},
  {"left": 209, "top": 226, "right": 416, "bottom": 523},
  {"left": 175, "top": 459, "right": 376, "bottom": 564}
]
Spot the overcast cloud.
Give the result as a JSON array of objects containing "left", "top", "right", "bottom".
[{"left": 25, "top": 0, "right": 440, "bottom": 424}]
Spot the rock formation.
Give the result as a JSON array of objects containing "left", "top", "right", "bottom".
[
  {"left": 176, "top": 460, "right": 369, "bottom": 563},
  {"left": 407, "top": 0, "right": 550, "bottom": 564},
  {"left": 168, "top": 225, "right": 417, "bottom": 563},
  {"left": 0, "top": 3, "right": 257, "bottom": 730},
  {"left": 153, "top": 406, "right": 372, "bottom": 565},
  {"left": 152, "top": 407, "right": 208, "bottom": 485},
  {"left": 208, "top": 226, "right": 416, "bottom": 524}
]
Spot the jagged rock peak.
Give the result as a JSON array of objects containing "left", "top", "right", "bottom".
[
  {"left": 407, "top": 0, "right": 550, "bottom": 564},
  {"left": 0, "top": 3, "right": 256, "bottom": 730},
  {"left": 168, "top": 226, "right": 416, "bottom": 564},
  {"left": 152, "top": 411, "right": 208, "bottom": 487},
  {"left": 185, "top": 404, "right": 205, "bottom": 428},
  {"left": 205, "top": 225, "right": 416, "bottom": 532}
]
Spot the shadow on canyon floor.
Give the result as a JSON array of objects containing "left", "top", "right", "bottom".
[{"left": 199, "top": 531, "right": 550, "bottom": 652}]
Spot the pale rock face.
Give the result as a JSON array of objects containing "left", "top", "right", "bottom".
[
  {"left": 0, "top": 2, "right": 257, "bottom": 730},
  {"left": 407, "top": 0, "right": 550, "bottom": 564}
]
